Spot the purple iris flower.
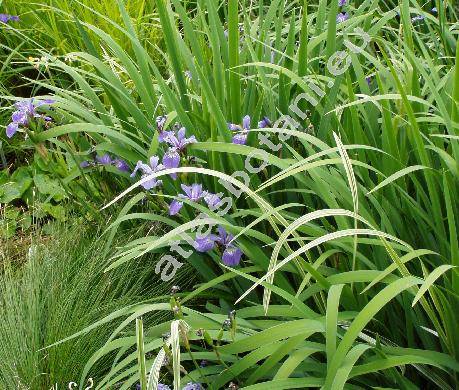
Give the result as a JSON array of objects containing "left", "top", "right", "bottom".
[
  {"left": 14, "top": 98, "right": 55, "bottom": 116},
  {"left": 168, "top": 183, "right": 206, "bottom": 216},
  {"left": 113, "top": 158, "right": 130, "bottom": 172},
  {"left": 258, "top": 116, "right": 271, "bottom": 128},
  {"left": 229, "top": 115, "right": 251, "bottom": 145},
  {"left": 96, "top": 153, "right": 112, "bottom": 165},
  {"left": 159, "top": 127, "right": 197, "bottom": 152},
  {"left": 194, "top": 234, "right": 218, "bottom": 252},
  {"left": 0, "top": 14, "right": 19, "bottom": 24},
  {"left": 182, "top": 383, "right": 203, "bottom": 390},
  {"left": 338, "top": 0, "right": 346, "bottom": 6},
  {"left": 216, "top": 226, "right": 243, "bottom": 266},
  {"left": 5, "top": 98, "right": 54, "bottom": 138},
  {"left": 131, "top": 156, "right": 164, "bottom": 190},
  {"left": 162, "top": 148, "right": 180, "bottom": 179},
  {"left": 336, "top": 12, "right": 349, "bottom": 23},
  {"left": 190, "top": 226, "right": 243, "bottom": 265},
  {"left": 80, "top": 160, "right": 91, "bottom": 168},
  {"left": 365, "top": 76, "right": 372, "bottom": 86}
]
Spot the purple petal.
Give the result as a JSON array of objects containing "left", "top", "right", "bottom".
[
  {"left": 222, "top": 246, "right": 242, "bottom": 266},
  {"left": 204, "top": 193, "right": 222, "bottom": 210},
  {"left": 180, "top": 184, "right": 193, "bottom": 199},
  {"left": 149, "top": 155, "right": 161, "bottom": 170},
  {"left": 142, "top": 177, "right": 162, "bottom": 190},
  {"left": 194, "top": 234, "right": 218, "bottom": 252},
  {"left": 232, "top": 132, "right": 248, "bottom": 145},
  {"left": 182, "top": 383, "right": 203, "bottom": 390},
  {"left": 258, "top": 116, "right": 271, "bottom": 128},
  {"left": 179, "top": 134, "right": 197, "bottom": 150},
  {"left": 131, "top": 161, "right": 152, "bottom": 177},
  {"left": 336, "top": 12, "right": 349, "bottom": 23},
  {"left": 190, "top": 183, "right": 204, "bottom": 201},
  {"left": 242, "top": 115, "right": 251, "bottom": 130},
  {"left": 80, "top": 161, "right": 91, "bottom": 168},
  {"left": 113, "top": 159, "right": 130, "bottom": 172},
  {"left": 158, "top": 130, "right": 174, "bottom": 143},
  {"left": 11, "top": 110, "right": 28, "bottom": 125},
  {"left": 186, "top": 135, "right": 197, "bottom": 144},
  {"left": 177, "top": 127, "right": 186, "bottom": 141},
  {"left": 14, "top": 100, "right": 29, "bottom": 110},
  {"left": 163, "top": 149, "right": 180, "bottom": 179},
  {"left": 170, "top": 137, "right": 181, "bottom": 149},
  {"left": 228, "top": 123, "right": 240, "bottom": 131},
  {"left": 96, "top": 153, "right": 112, "bottom": 165},
  {"left": 6, "top": 122, "right": 19, "bottom": 138},
  {"left": 169, "top": 200, "right": 184, "bottom": 215},
  {"left": 180, "top": 183, "right": 204, "bottom": 201},
  {"left": 217, "top": 226, "right": 234, "bottom": 246},
  {"left": 0, "top": 14, "right": 19, "bottom": 23},
  {"left": 338, "top": 0, "right": 346, "bottom": 6},
  {"left": 217, "top": 226, "right": 227, "bottom": 238},
  {"left": 34, "top": 99, "right": 55, "bottom": 107}
]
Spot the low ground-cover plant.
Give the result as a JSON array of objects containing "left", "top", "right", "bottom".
[{"left": 1, "top": 0, "right": 459, "bottom": 389}]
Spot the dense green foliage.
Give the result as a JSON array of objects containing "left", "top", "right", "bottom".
[{"left": 1, "top": 0, "right": 459, "bottom": 389}]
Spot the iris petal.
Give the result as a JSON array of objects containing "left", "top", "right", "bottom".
[
  {"left": 169, "top": 200, "right": 184, "bottom": 215},
  {"left": 6, "top": 122, "right": 19, "bottom": 138},
  {"left": 242, "top": 115, "right": 251, "bottom": 130},
  {"left": 222, "top": 246, "right": 242, "bottom": 266},
  {"left": 194, "top": 235, "right": 217, "bottom": 252},
  {"left": 163, "top": 149, "right": 180, "bottom": 179}
]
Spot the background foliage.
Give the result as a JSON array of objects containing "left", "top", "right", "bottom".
[{"left": 1, "top": 0, "right": 459, "bottom": 389}]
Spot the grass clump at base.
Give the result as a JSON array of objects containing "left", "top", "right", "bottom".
[{"left": 0, "top": 220, "right": 189, "bottom": 389}]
